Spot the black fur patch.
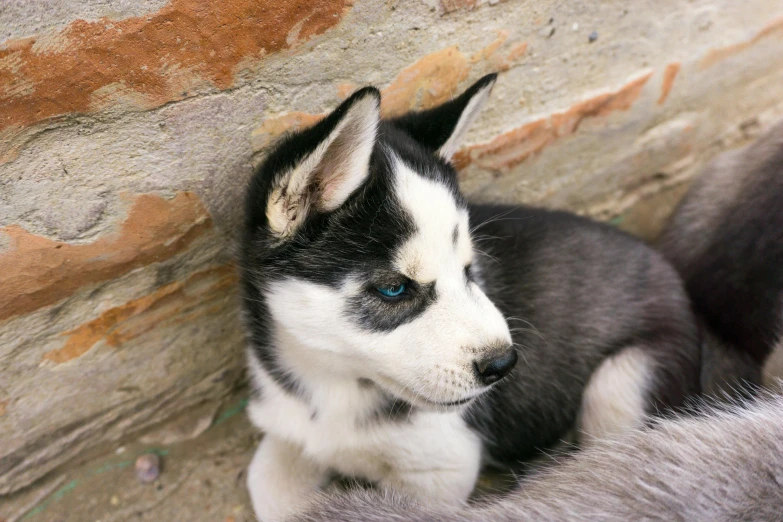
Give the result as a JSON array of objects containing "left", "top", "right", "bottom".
[
  {"left": 356, "top": 379, "right": 414, "bottom": 424},
  {"left": 675, "top": 154, "right": 783, "bottom": 365},
  {"left": 348, "top": 279, "right": 436, "bottom": 332},
  {"left": 388, "top": 73, "right": 496, "bottom": 155},
  {"left": 367, "top": 395, "right": 415, "bottom": 425}
]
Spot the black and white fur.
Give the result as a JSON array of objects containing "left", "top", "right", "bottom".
[
  {"left": 294, "top": 393, "right": 783, "bottom": 522},
  {"left": 659, "top": 118, "right": 783, "bottom": 397},
  {"left": 291, "top": 118, "right": 783, "bottom": 522},
  {"left": 239, "top": 75, "right": 700, "bottom": 521}
]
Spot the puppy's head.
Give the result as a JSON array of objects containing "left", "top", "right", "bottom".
[{"left": 243, "top": 74, "right": 514, "bottom": 409}]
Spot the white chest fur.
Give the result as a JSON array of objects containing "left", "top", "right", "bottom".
[{"left": 247, "top": 356, "right": 483, "bottom": 485}]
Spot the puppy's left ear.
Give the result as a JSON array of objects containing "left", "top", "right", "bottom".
[
  {"left": 391, "top": 73, "right": 497, "bottom": 162},
  {"left": 265, "top": 87, "right": 380, "bottom": 239}
]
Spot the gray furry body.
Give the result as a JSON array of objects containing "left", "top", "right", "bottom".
[
  {"left": 659, "top": 119, "right": 783, "bottom": 395},
  {"left": 296, "top": 394, "right": 783, "bottom": 522},
  {"left": 464, "top": 204, "right": 699, "bottom": 463}
]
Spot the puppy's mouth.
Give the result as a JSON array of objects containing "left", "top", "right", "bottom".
[
  {"left": 422, "top": 396, "right": 474, "bottom": 407},
  {"left": 372, "top": 374, "right": 487, "bottom": 410}
]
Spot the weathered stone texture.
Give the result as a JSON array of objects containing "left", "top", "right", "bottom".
[
  {"left": 2, "top": 0, "right": 783, "bottom": 500},
  {"left": 0, "top": 192, "right": 211, "bottom": 321}
]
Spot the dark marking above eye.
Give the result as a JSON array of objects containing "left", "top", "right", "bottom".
[
  {"left": 452, "top": 224, "right": 459, "bottom": 249},
  {"left": 349, "top": 281, "right": 437, "bottom": 332}
]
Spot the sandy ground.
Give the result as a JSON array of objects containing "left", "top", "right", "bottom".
[
  {"left": 1, "top": 394, "right": 516, "bottom": 522},
  {"left": 2, "top": 396, "right": 259, "bottom": 522}
]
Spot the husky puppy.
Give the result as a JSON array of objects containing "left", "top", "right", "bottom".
[
  {"left": 658, "top": 119, "right": 783, "bottom": 396},
  {"left": 294, "top": 393, "right": 783, "bottom": 522},
  {"left": 239, "top": 74, "right": 700, "bottom": 520}
]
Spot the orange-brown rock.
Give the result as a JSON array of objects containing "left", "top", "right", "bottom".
[
  {"left": 470, "top": 30, "right": 509, "bottom": 63},
  {"left": 380, "top": 46, "right": 471, "bottom": 117},
  {"left": 506, "top": 42, "right": 528, "bottom": 62},
  {"left": 43, "top": 265, "right": 236, "bottom": 364},
  {"left": 252, "top": 112, "right": 325, "bottom": 150},
  {"left": 253, "top": 46, "right": 473, "bottom": 150},
  {"left": 700, "top": 17, "right": 783, "bottom": 69},
  {"left": 0, "top": 0, "right": 352, "bottom": 132},
  {"left": 0, "top": 192, "right": 212, "bottom": 321},
  {"left": 440, "top": 0, "right": 478, "bottom": 14},
  {"left": 658, "top": 62, "right": 681, "bottom": 105},
  {"left": 453, "top": 71, "right": 653, "bottom": 171}
]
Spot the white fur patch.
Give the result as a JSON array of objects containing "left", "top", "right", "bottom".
[
  {"left": 247, "top": 434, "right": 330, "bottom": 522},
  {"left": 246, "top": 354, "right": 483, "bottom": 519},
  {"left": 393, "top": 158, "right": 473, "bottom": 281},
  {"left": 578, "top": 348, "right": 656, "bottom": 442}
]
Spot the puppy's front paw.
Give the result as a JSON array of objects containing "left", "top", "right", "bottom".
[{"left": 247, "top": 436, "right": 330, "bottom": 521}]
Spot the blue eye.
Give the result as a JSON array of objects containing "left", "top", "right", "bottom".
[{"left": 376, "top": 283, "right": 407, "bottom": 298}]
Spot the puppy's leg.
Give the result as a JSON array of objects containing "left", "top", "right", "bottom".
[
  {"left": 577, "top": 347, "right": 656, "bottom": 442},
  {"left": 380, "top": 420, "right": 482, "bottom": 506},
  {"left": 247, "top": 435, "right": 331, "bottom": 522},
  {"left": 383, "top": 465, "right": 479, "bottom": 507}
]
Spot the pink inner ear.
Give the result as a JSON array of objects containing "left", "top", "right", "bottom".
[
  {"left": 318, "top": 172, "right": 340, "bottom": 202},
  {"left": 313, "top": 131, "right": 357, "bottom": 209}
]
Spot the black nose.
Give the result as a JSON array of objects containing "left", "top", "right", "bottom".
[{"left": 474, "top": 347, "right": 518, "bottom": 385}]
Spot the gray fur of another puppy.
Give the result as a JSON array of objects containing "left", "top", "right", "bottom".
[
  {"left": 295, "top": 393, "right": 783, "bottom": 522},
  {"left": 659, "top": 119, "right": 783, "bottom": 396}
]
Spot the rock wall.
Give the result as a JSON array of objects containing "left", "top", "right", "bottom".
[{"left": 2, "top": 0, "right": 783, "bottom": 496}]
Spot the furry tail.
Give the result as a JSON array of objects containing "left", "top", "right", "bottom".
[
  {"left": 295, "top": 394, "right": 783, "bottom": 522},
  {"left": 658, "top": 118, "right": 783, "bottom": 397}
]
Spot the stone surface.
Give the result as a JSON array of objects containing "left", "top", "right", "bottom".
[
  {"left": 0, "top": 397, "right": 515, "bottom": 521},
  {"left": 0, "top": 398, "right": 259, "bottom": 522},
  {"left": 2, "top": 0, "right": 783, "bottom": 504}
]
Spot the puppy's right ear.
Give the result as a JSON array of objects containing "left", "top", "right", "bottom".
[
  {"left": 266, "top": 88, "right": 380, "bottom": 239},
  {"left": 390, "top": 74, "right": 496, "bottom": 162}
]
